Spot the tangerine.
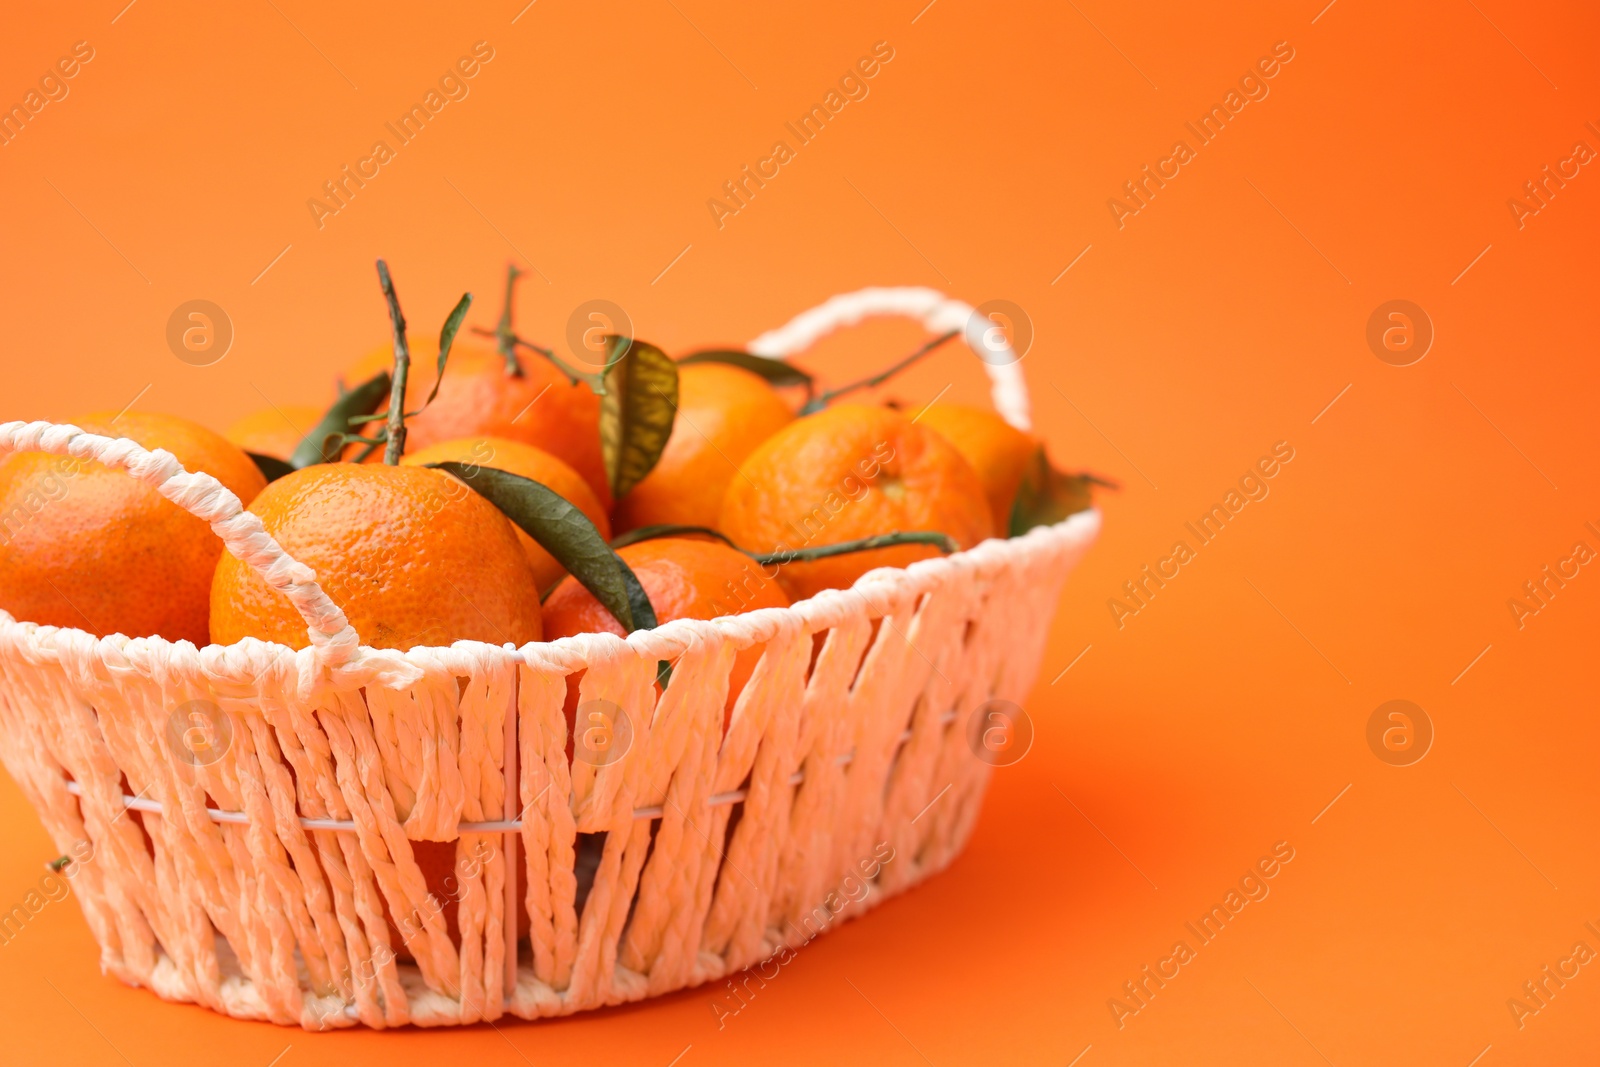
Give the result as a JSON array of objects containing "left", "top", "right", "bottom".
[
  {"left": 224, "top": 404, "right": 325, "bottom": 462},
  {"left": 915, "top": 402, "right": 1038, "bottom": 531},
  {"left": 400, "top": 436, "right": 611, "bottom": 593},
  {"left": 717, "top": 403, "right": 993, "bottom": 601},
  {"left": 210, "top": 463, "right": 541, "bottom": 651},
  {"left": 0, "top": 412, "right": 267, "bottom": 646},
  {"left": 542, "top": 537, "right": 790, "bottom": 732},
  {"left": 612, "top": 362, "right": 794, "bottom": 532}
]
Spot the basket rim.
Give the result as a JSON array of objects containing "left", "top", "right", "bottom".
[{"left": 0, "top": 509, "right": 1100, "bottom": 684}]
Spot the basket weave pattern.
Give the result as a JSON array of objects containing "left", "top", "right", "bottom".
[{"left": 0, "top": 288, "right": 1099, "bottom": 1028}]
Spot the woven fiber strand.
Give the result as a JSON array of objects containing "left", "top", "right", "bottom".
[{"left": 0, "top": 287, "right": 1099, "bottom": 1028}]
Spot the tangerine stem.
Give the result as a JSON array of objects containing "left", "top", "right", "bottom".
[
  {"left": 800, "top": 329, "right": 961, "bottom": 414},
  {"left": 496, "top": 262, "right": 524, "bottom": 378},
  {"left": 350, "top": 435, "right": 386, "bottom": 464},
  {"left": 376, "top": 259, "right": 410, "bottom": 465},
  {"left": 608, "top": 524, "right": 739, "bottom": 551},
  {"left": 470, "top": 326, "right": 596, "bottom": 389},
  {"left": 755, "top": 530, "right": 959, "bottom": 565},
  {"left": 517, "top": 336, "right": 603, "bottom": 391},
  {"left": 609, "top": 525, "right": 960, "bottom": 562}
]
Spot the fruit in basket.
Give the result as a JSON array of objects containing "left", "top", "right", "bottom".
[
  {"left": 225, "top": 404, "right": 325, "bottom": 462},
  {"left": 401, "top": 436, "right": 610, "bottom": 593},
  {"left": 209, "top": 462, "right": 542, "bottom": 650},
  {"left": 344, "top": 338, "right": 608, "bottom": 504},
  {"left": 717, "top": 403, "right": 993, "bottom": 601},
  {"left": 542, "top": 536, "right": 790, "bottom": 730},
  {"left": 545, "top": 536, "right": 789, "bottom": 638},
  {"left": 916, "top": 402, "right": 1039, "bottom": 530},
  {"left": 612, "top": 362, "right": 795, "bottom": 532},
  {"left": 213, "top": 263, "right": 543, "bottom": 652},
  {"left": 0, "top": 412, "right": 267, "bottom": 646}
]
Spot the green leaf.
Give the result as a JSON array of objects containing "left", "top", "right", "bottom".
[
  {"left": 420, "top": 292, "right": 473, "bottom": 413},
  {"left": 678, "top": 349, "right": 814, "bottom": 389},
  {"left": 597, "top": 336, "right": 679, "bottom": 499},
  {"left": 1008, "top": 446, "right": 1109, "bottom": 536},
  {"left": 609, "top": 524, "right": 741, "bottom": 552},
  {"left": 617, "top": 555, "right": 658, "bottom": 635},
  {"left": 352, "top": 292, "right": 472, "bottom": 425},
  {"left": 288, "top": 370, "right": 392, "bottom": 469},
  {"left": 429, "top": 462, "right": 658, "bottom": 633},
  {"left": 246, "top": 451, "right": 295, "bottom": 483}
]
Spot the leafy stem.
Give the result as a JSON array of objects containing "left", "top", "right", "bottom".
[
  {"left": 349, "top": 435, "right": 387, "bottom": 464},
  {"left": 376, "top": 260, "right": 411, "bottom": 465},
  {"left": 371, "top": 260, "right": 472, "bottom": 464},
  {"left": 609, "top": 525, "right": 960, "bottom": 564},
  {"left": 494, "top": 263, "right": 524, "bottom": 377},
  {"left": 608, "top": 524, "right": 740, "bottom": 552},
  {"left": 287, "top": 370, "right": 392, "bottom": 470},
  {"left": 799, "top": 329, "right": 962, "bottom": 414},
  {"left": 752, "top": 530, "right": 958, "bottom": 565},
  {"left": 469, "top": 326, "right": 625, "bottom": 394}
]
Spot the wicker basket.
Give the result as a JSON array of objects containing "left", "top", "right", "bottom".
[{"left": 0, "top": 288, "right": 1100, "bottom": 1028}]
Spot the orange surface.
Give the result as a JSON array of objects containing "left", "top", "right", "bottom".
[{"left": 1, "top": 1, "right": 1597, "bottom": 1063}]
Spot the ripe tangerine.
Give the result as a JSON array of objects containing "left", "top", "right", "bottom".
[
  {"left": 0, "top": 412, "right": 266, "bottom": 646},
  {"left": 210, "top": 463, "right": 541, "bottom": 651},
  {"left": 717, "top": 403, "right": 993, "bottom": 602},
  {"left": 401, "top": 435, "right": 611, "bottom": 593},
  {"left": 916, "top": 402, "right": 1038, "bottom": 531},
  {"left": 542, "top": 537, "right": 790, "bottom": 734},
  {"left": 612, "top": 362, "right": 794, "bottom": 532}
]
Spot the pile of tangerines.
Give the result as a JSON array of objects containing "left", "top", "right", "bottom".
[{"left": 0, "top": 263, "right": 1107, "bottom": 665}]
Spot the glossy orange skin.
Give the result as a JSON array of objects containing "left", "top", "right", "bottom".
[
  {"left": 0, "top": 412, "right": 267, "bottom": 646},
  {"left": 612, "top": 362, "right": 794, "bottom": 532},
  {"left": 401, "top": 436, "right": 611, "bottom": 593},
  {"left": 224, "top": 404, "right": 324, "bottom": 462},
  {"left": 210, "top": 463, "right": 541, "bottom": 651},
  {"left": 916, "top": 403, "right": 1039, "bottom": 531},
  {"left": 346, "top": 340, "right": 608, "bottom": 506},
  {"left": 717, "top": 403, "right": 994, "bottom": 602},
  {"left": 542, "top": 538, "right": 790, "bottom": 733}
]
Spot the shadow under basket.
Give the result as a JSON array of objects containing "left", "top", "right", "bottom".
[{"left": 0, "top": 286, "right": 1100, "bottom": 1028}]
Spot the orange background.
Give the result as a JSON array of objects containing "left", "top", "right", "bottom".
[{"left": 2, "top": 1, "right": 1598, "bottom": 1063}]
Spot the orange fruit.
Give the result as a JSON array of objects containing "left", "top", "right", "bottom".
[
  {"left": 915, "top": 402, "right": 1038, "bottom": 531},
  {"left": 542, "top": 537, "right": 790, "bottom": 733},
  {"left": 401, "top": 436, "right": 612, "bottom": 592},
  {"left": 717, "top": 403, "right": 994, "bottom": 602},
  {"left": 210, "top": 463, "right": 541, "bottom": 651},
  {"left": 345, "top": 339, "right": 608, "bottom": 505},
  {"left": 612, "top": 362, "right": 794, "bottom": 532},
  {"left": 224, "top": 404, "right": 324, "bottom": 461},
  {"left": 0, "top": 412, "right": 267, "bottom": 646}
]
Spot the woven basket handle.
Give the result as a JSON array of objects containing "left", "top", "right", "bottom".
[
  {"left": 0, "top": 421, "right": 359, "bottom": 664},
  {"left": 746, "top": 286, "right": 1033, "bottom": 431}
]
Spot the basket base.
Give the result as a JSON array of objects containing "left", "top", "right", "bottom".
[{"left": 132, "top": 870, "right": 949, "bottom": 1029}]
